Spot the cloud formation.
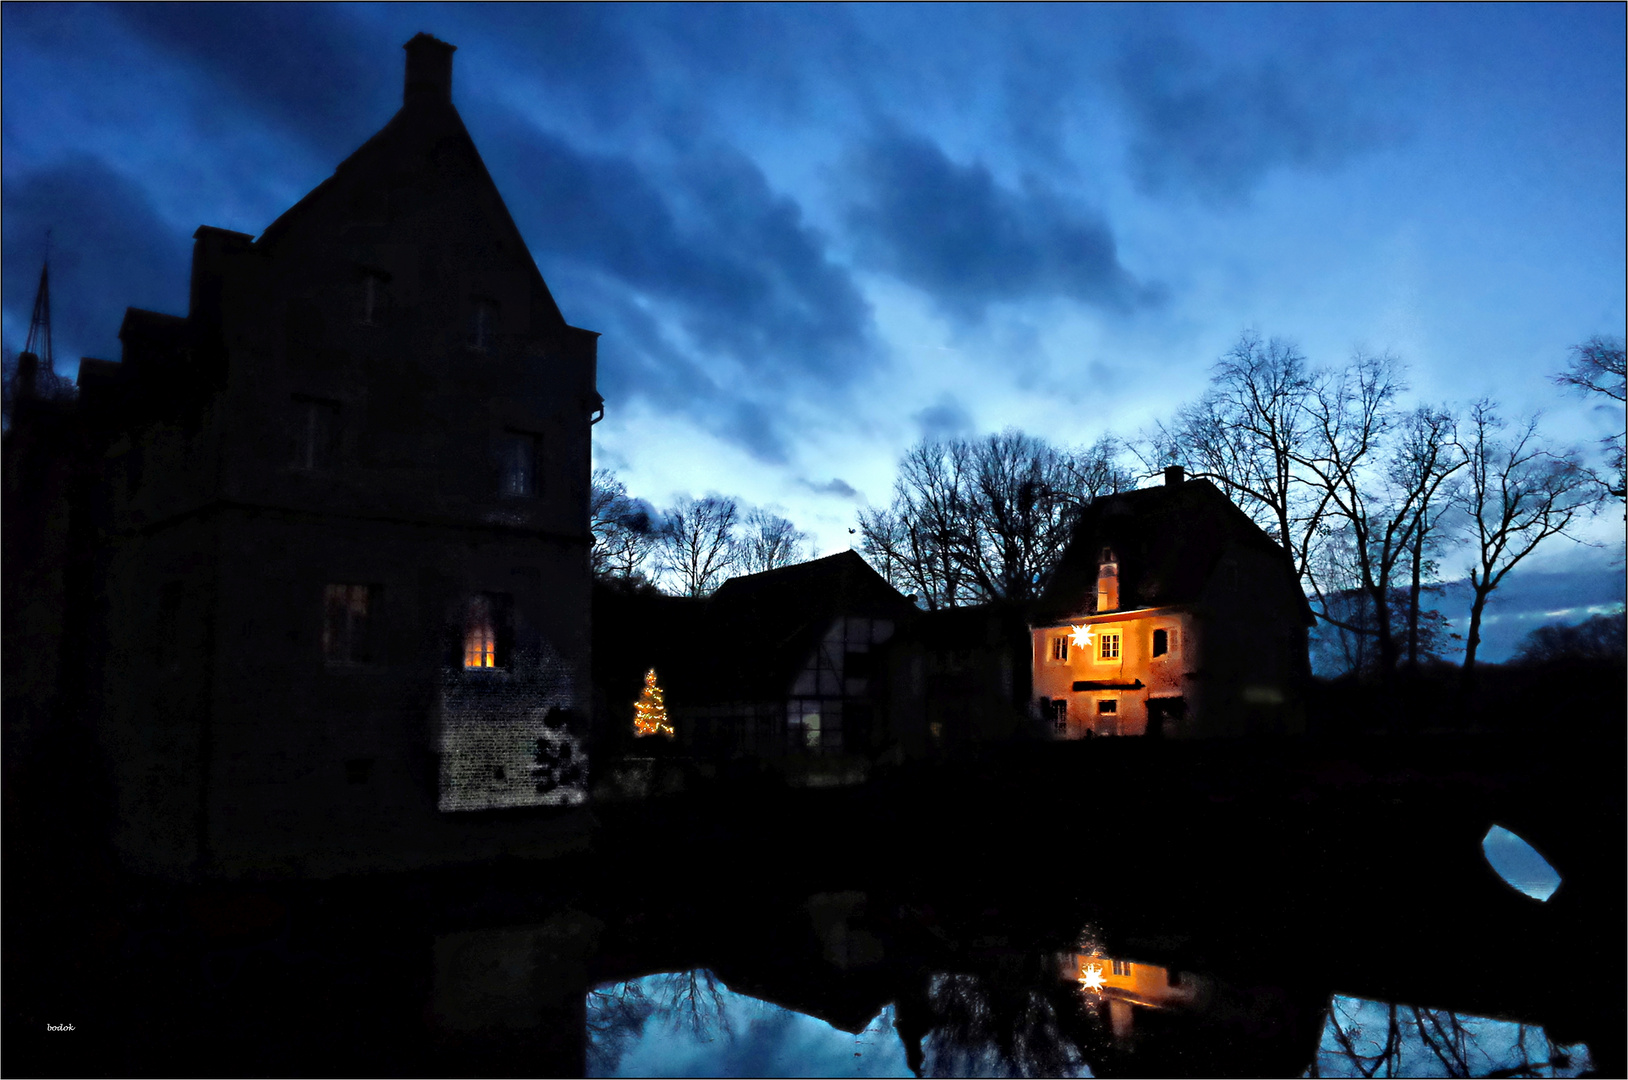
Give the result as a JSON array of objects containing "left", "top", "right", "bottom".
[
  {"left": 1113, "top": 34, "right": 1386, "bottom": 204},
  {"left": 476, "top": 112, "right": 876, "bottom": 461},
  {"left": 2, "top": 156, "right": 191, "bottom": 368},
  {"left": 845, "top": 130, "right": 1159, "bottom": 321}
]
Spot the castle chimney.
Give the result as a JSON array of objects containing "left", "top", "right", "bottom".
[
  {"left": 1164, "top": 464, "right": 1185, "bottom": 486},
  {"left": 403, "top": 33, "right": 456, "bottom": 105}
]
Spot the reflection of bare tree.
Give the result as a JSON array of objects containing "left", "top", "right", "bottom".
[
  {"left": 586, "top": 969, "right": 735, "bottom": 1073},
  {"left": 661, "top": 968, "right": 733, "bottom": 1042},
  {"left": 1317, "top": 998, "right": 1403, "bottom": 1077},
  {"left": 1313, "top": 998, "right": 1587, "bottom": 1078},
  {"left": 920, "top": 966, "right": 1089, "bottom": 1078},
  {"left": 586, "top": 980, "right": 656, "bottom": 1075}
]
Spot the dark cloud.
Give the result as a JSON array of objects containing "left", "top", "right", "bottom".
[
  {"left": 1114, "top": 34, "right": 1386, "bottom": 204},
  {"left": 2, "top": 156, "right": 190, "bottom": 370},
  {"left": 912, "top": 394, "right": 974, "bottom": 441},
  {"left": 472, "top": 111, "right": 875, "bottom": 462},
  {"left": 797, "top": 477, "right": 861, "bottom": 500},
  {"left": 845, "top": 130, "right": 1159, "bottom": 321},
  {"left": 107, "top": 2, "right": 394, "bottom": 164}
]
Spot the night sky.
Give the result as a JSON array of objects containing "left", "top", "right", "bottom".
[{"left": 4, "top": 3, "right": 1623, "bottom": 659}]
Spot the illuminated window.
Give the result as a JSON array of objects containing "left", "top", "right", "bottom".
[
  {"left": 323, "top": 583, "right": 379, "bottom": 665},
  {"left": 469, "top": 298, "right": 498, "bottom": 351},
  {"left": 1112, "top": 959, "right": 1131, "bottom": 976},
  {"left": 497, "top": 430, "right": 538, "bottom": 497},
  {"left": 1050, "top": 635, "right": 1069, "bottom": 662},
  {"left": 292, "top": 395, "right": 342, "bottom": 471},
  {"left": 1152, "top": 628, "right": 1168, "bottom": 657},
  {"left": 1098, "top": 632, "right": 1121, "bottom": 660},
  {"left": 462, "top": 593, "right": 512, "bottom": 670}
]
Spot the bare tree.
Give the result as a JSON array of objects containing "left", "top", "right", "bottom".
[
  {"left": 1456, "top": 400, "right": 1597, "bottom": 688},
  {"left": 857, "top": 432, "right": 1128, "bottom": 608},
  {"left": 1552, "top": 335, "right": 1625, "bottom": 501},
  {"left": 1388, "top": 406, "right": 1466, "bottom": 671},
  {"left": 659, "top": 494, "right": 740, "bottom": 597},
  {"left": 737, "top": 507, "right": 813, "bottom": 574},
  {"left": 1148, "top": 331, "right": 1332, "bottom": 580},
  {"left": 590, "top": 468, "right": 662, "bottom": 583}
]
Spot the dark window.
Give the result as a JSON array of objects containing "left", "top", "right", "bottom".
[
  {"left": 844, "top": 650, "right": 874, "bottom": 679},
  {"left": 463, "top": 593, "right": 514, "bottom": 669},
  {"left": 292, "top": 396, "right": 342, "bottom": 471},
  {"left": 357, "top": 270, "right": 389, "bottom": 326},
  {"left": 469, "top": 298, "right": 498, "bottom": 351},
  {"left": 344, "top": 759, "right": 374, "bottom": 785},
  {"left": 1152, "top": 628, "right": 1168, "bottom": 657},
  {"left": 1049, "top": 699, "right": 1068, "bottom": 733},
  {"left": 1097, "top": 699, "right": 1117, "bottom": 715},
  {"left": 323, "top": 584, "right": 380, "bottom": 665},
  {"left": 497, "top": 430, "right": 538, "bottom": 497},
  {"left": 156, "top": 582, "right": 183, "bottom": 671}
]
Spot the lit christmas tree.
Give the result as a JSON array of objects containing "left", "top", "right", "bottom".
[{"left": 633, "top": 668, "right": 674, "bottom": 738}]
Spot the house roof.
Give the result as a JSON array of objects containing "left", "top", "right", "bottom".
[
  {"left": 1033, "top": 477, "right": 1313, "bottom": 625},
  {"left": 593, "top": 551, "right": 918, "bottom": 712}
]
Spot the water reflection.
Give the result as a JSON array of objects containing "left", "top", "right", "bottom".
[
  {"left": 586, "top": 959, "right": 1594, "bottom": 1079},
  {"left": 1481, "top": 825, "right": 1563, "bottom": 901},
  {"left": 1312, "top": 995, "right": 1590, "bottom": 1078}
]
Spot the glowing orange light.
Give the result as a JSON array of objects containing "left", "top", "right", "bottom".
[
  {"left": 1079, "top": 962, "right": 1105, "bottom": 992},
  {"left": 1069, "top": 624, "right": 1096, "bottom": 650},
  {"left": 464, "top": 597, "right": 496, "bottom": 668},
  {"left": 633, "top": 668, "right": 674, "bottom": 738}
]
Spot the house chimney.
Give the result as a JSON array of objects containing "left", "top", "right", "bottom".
[
  {"left": 1164, "top": 464, "right": 1185, "bottom": 486},
  {"left": 403, "top": 33, "right": 456, "bottom": 105}
]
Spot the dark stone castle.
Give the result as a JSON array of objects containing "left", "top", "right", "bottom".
[{"left": 3, "top": 35, "right": 600, "bottom": 878}]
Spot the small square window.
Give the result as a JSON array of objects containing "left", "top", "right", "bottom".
[
  {"left": 1050, "top": 635, "right": 1069, "bottom": 662},
  {"left": 323, "top": 584, "right": 380, "bottom": 665},
  {"left": 497, "top": 430, "right": 538, "bottom": 497},
  {"left": 1097, "top": 699, "right": 1118, "bottom": 715},
  {"left": 1098, "top": 632, "right": 1121, "bottom": 661},
  {"left": 1112, "top": 959, "right": 1131, "bottom": 977}
]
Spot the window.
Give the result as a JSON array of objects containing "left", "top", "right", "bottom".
[
  {"left": 357, "top": 270, "right": 388, "bottom": 326},
  {"left": 1049, "top": 699, "right": 1068, "bottom": 734},
  {"left": 463, "top": 593, "right": 512, "bottom": 669},
  {"left": 497, "top": 430, "right": 538, "bottom": 497},
  {"left": 1098, "top": 631, "right": 1121, "bottom": 661},
  {"left": 292, "top": 395, "right": 341, "bottom": 471},
  {"left": 323, "top": 584, "right": 379, "bottom": 665},
  {"left": 1112, "top": 959, "right": 1131, "bottom": 977},
  {"left": 155, "top": 582, "right": 183, "bottom": 671},
  {"left": 1097, "top": 699, "right": 1118, "bottom": 715},
  {"left": 1097, "top": 547, "right": 1119, "bottom": 611},
  {"left": 1050, "top": 635, "right": 1069, "bottom": 662},
  {"left": 1152, "top": 628, "right": 1168, "bottom": 657},
  {"left": 469, "top": 298, "right": 498, "bottom": 351}
]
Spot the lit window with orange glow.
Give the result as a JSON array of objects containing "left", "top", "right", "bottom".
[
  {"left": 464, "top": 595, "right": 497, "bottom": 669},
  {"left": 1098, "top": 631, "right": 1121, "bottom": 660}
]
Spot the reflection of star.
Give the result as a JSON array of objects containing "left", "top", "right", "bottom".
[
  {"left": 1069, "top": 624, "right": 1096, "bottom": 650},
  {"left": 1079, "top": 963, "right": 1105, "bottom": 992}
]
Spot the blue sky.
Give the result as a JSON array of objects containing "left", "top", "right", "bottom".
[{"left": 4, "top": 3, "right": 1622, "bottom": 657}]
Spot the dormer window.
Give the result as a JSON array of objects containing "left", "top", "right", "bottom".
[
  {"left": 469, "top": 298, "right": 498, "bottom": 352},
  {"left": 1096, "top": 547, "right": 1119, "bottom": 612}
]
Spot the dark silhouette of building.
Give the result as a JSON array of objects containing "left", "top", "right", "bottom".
[
  {"left": 3, "top": 34, "right": 601, "bottom": 877},
  {"left": 1030, "top": 466, "right": 1313, "bottom": 738},
  {"left": 594, "top": 551, "right": 917, "bottom": 775}
]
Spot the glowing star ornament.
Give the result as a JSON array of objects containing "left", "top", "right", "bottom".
[
  {"left": 1079, "top": 962, "right": 1106, "bottom": 992},
  {"left": 1069, "top": 624, "right": 1096, "bottom": 650},
  {"left": 633, "top": 668, "right": 675, "bottom": 738}
]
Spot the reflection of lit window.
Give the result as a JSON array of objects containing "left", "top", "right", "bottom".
[
  {"left": 497, "top": 430, "right": 538, "bottom": 497},
  {"left": 1050, "top": 635, "right": 1069, "bottom": 662},
  {"left": 323, "top": 583, "right": 377, "bottom": 665},
  {"left": 464, "top": 594, "right": 509, "bottom": 669},
  {"left": 1112, "top": 959, "right": 1131, "bottom": 976},
  {"left": 1099, "top": 632, "right": 1121, "bottom": 660}
]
